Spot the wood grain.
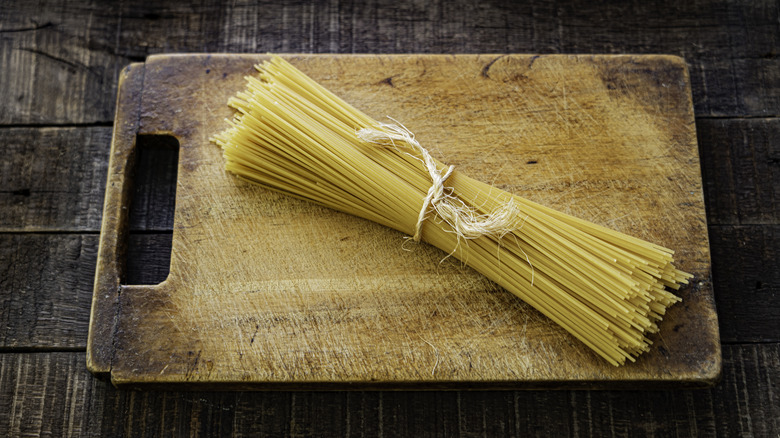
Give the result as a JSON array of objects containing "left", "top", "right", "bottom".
[
  {"left": 88, "top": 54, "right": 718, "bottom": 388},
  {"left": 698, "top": 118, "right": 780, "bottom": 226},
  {"left": 0, "top": 4, "right": 122, "bottom": 124},
  {"left": 0, "top": 127, "right": 111, "bottom": 232},
  {"left": 709, "top": 225, "right": 780, "bottom": 343},
  {"left": 0, "top": 233, "right": 176, "bottom": 349},
  {"left": 1, "top": 0, "right": 778, "bottom": 124},
  {"left": 0, "top": 125, "right": 182, "bottom": 233},
  {"left": 1, "top": 346, "right": 778, "bottom": 436},
  {"left": 0, "top": 353, "right": 108, "bottom": 437},
  {"left": 0, "top": 234, "right": 97, "bottom": 349}
]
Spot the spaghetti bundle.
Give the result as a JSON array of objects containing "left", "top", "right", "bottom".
[{"left": 212, "top": 55, "right": 691, "bottom": 366}]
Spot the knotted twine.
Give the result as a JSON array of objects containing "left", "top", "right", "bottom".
[{"left": 357, "top": 119, "right": 519, "bottom": 243}]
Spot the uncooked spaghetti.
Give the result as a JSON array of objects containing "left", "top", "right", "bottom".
[{"left": 212, "top": 55, "right": 691, "bottom": 366}]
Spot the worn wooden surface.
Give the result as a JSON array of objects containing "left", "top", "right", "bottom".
[
  {"left": 1, "top": 0, "right": 778, "bottom": 435},
  {"left": 87, "top": 53, "right": 717, "bottom": 388},
  {"left": 114, "top": 53, "right": 716, "bottom": 386}
]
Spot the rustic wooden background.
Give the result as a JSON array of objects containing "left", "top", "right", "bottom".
[{"left": 0, "top": 1, "right": 777, "bottom": 436}]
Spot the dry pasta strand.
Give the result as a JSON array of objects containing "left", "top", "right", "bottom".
[{"left": 211, "top": 55, "right": 692, "bottom": 366}]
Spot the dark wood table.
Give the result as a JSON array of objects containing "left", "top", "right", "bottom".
[{"left": 1, "top": 1, "right": 777, "bottom": 436}]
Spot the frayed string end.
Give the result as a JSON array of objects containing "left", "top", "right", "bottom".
[{"left": 357, "top": 119, "right": 520, "bottom": 243}]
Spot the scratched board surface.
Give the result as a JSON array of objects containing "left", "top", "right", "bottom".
[{"left": 87, "top": 54, "right": 719, "bottom": 389}]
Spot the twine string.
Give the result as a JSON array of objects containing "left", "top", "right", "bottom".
[{"left": 357, "top": 119, "right": 518, "bottom": 242}]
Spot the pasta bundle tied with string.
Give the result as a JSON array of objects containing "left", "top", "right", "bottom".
[{"left": 211, "top": 55, "right": 692, "bottom": 366}]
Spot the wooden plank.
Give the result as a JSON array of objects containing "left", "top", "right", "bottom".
[
  {"left": 0, "top": 127, "right": 111, "bottom": 232},
  {"left": 0, "top": 345, "right": 777, "bottom": 436},
  {"left": 0, "top": 233, "right": 172, "bottom": 349},
  {"left": 698, "top": 118, "right": 780, "bottom": 226},
  {"left": 709, "top": 225, "right": 780, "bottom": 343},
  {"left": 0, "top": 126, "right": 180, "bottom": 233},
  {"left": 1, "top": 0, "right": 778, "bottom": 124},
  {"left": 0, "top": 3, "right": 123, "bottom": 124},
  {"left": 0, "top": 353, "right": 108, "bottom": 437},
  {"left": 0, "top": 234, "right": 98, "bottom": 349}
]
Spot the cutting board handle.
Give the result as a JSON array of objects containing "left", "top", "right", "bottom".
[
  {"left": 98, "top": 132, "right": 181, "bottom": 284},
  {"left": 124, "top": 134, "right": 180, "bottom": 284}
]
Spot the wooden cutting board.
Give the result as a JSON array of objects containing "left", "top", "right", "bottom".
[{"left": 87, "top": 54, "right": 720, "bottom": 389}]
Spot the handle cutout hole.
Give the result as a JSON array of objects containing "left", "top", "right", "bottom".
[{"left": 124, "top": 134, "right": 179, "bottom": 285}]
